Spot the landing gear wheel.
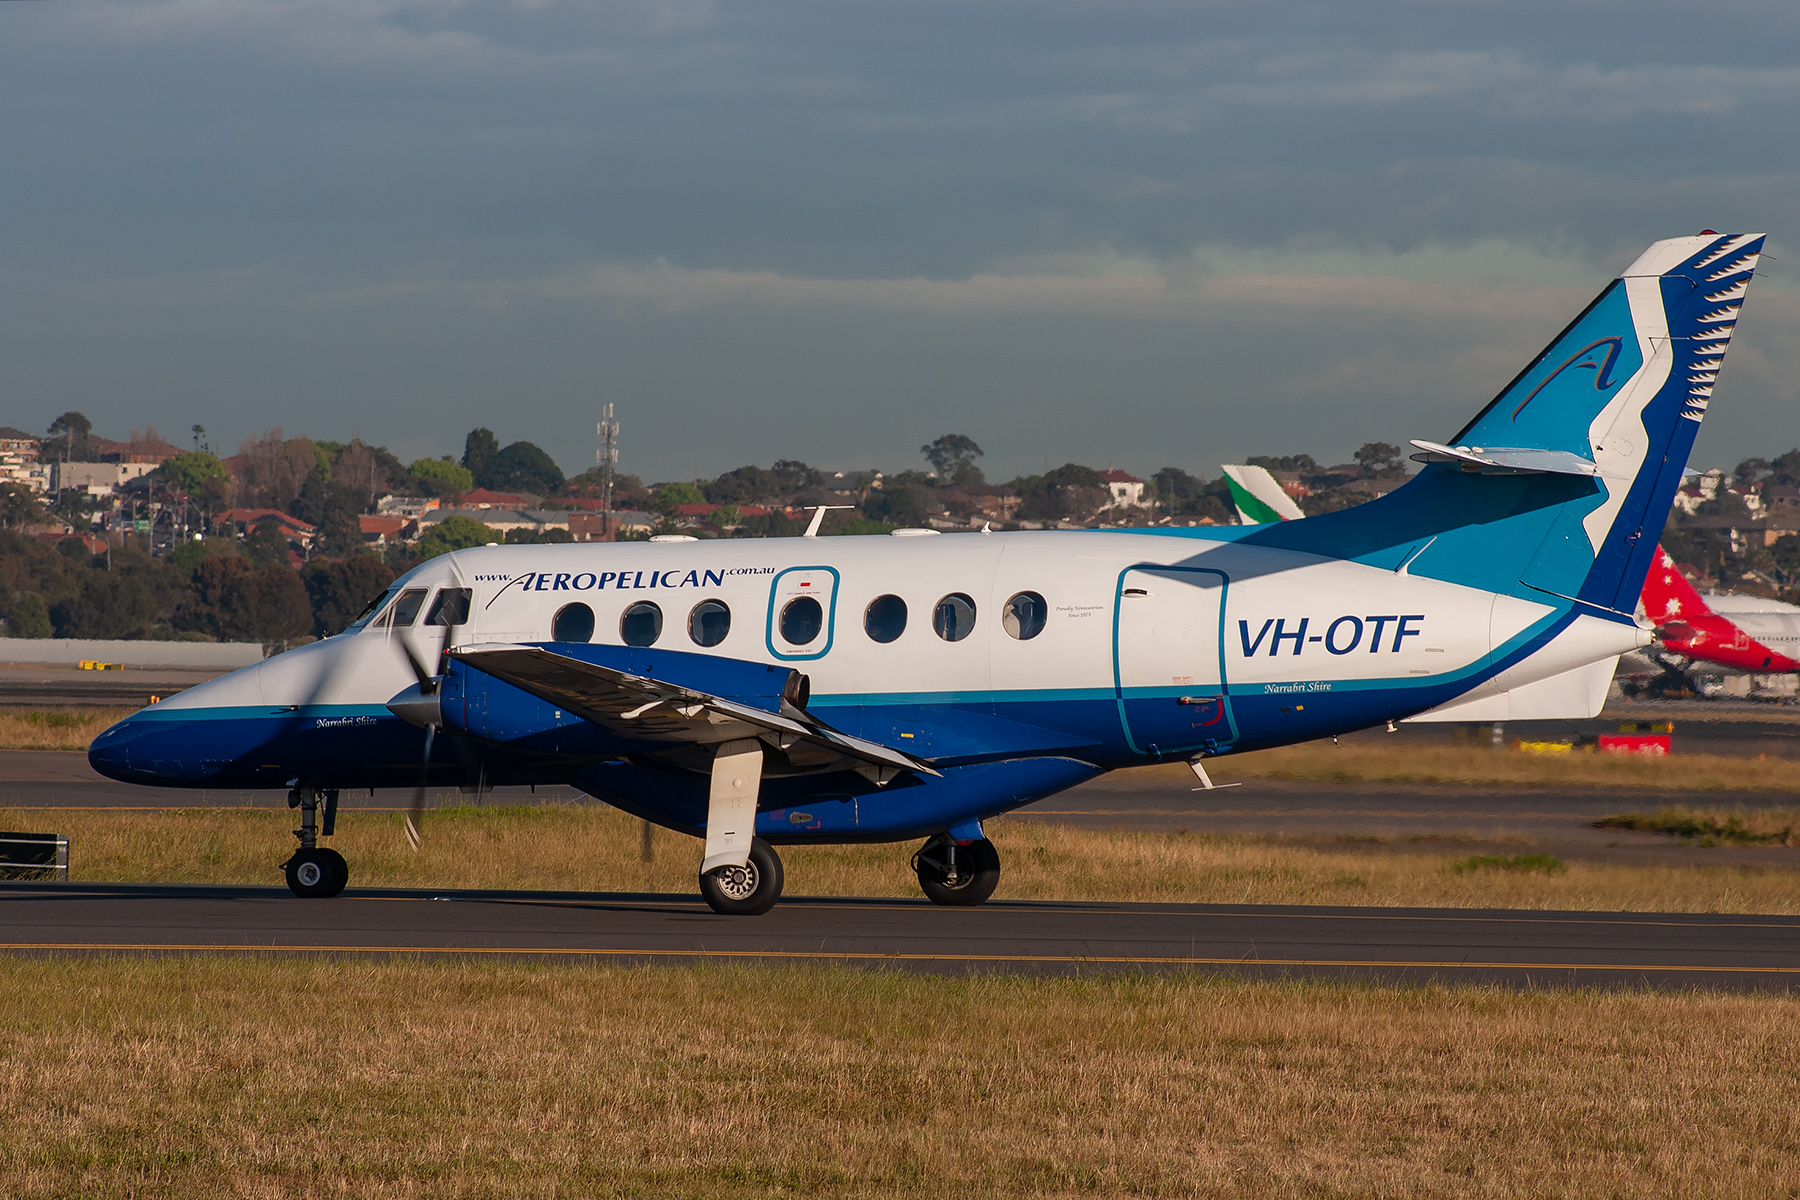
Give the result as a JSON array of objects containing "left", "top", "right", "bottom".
[
  {"left": 914, "top": 835, "right": 1000, "bottom": 907},
  {"left": 698, "top": 838, "right": 784, "bottom": 916},
  {"left": 285, "top": 847, "right": 348, "bottom": 899}
]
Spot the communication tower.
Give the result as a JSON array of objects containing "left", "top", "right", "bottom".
[{"left": 596, "top": 405, "right": 619, "bottom": 541}]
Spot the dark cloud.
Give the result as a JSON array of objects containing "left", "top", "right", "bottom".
[{"left": 0, "top": 0, "right": 1795, "bottom": 480}]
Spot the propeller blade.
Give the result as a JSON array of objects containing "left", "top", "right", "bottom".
[{"left": 406, "top": 723, "right": 435, "bottom": 852}]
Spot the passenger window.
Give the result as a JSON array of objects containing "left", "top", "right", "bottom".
[
  {"left": 689, "top": 600, "right": 731, "bottom": 648},
  {"left": 425, "top": 588, "right": 472, "bottom": 627},
  {"left": 553, "top": 603, "right": 596, "bottom": 643},
  {"left": 1002, "top": 591, "right": 1047, "bottom": 640},
  {"left": 780, "top": 596, "right": 824, "bottom": 646},
  {"left": 933, "top": 593, "right": 976, "bottom": 642},
  {"left": 385, "top": 588, "right": 429, "bottom": 628},
  {"left": 864, "top": 594, "right": 907, "bottom": 644},
  {"left": 620, "top": 602, "right": 662, "bottom": 647}
]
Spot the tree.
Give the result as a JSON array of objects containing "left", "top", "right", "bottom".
[
  {"left": 49, "top": 572, "right": 158, "bottom": 638},
  {"left": 244, "top": 518, "right": 295, "bottom": 567},
  {"left": 1246, "top": 453, "right": 1318, "bottom": 475},
  {"left": 861, "top": 475, "right": 935, "bottom": 527},
  {"left": 4, "top": 592, "right": 51, "bottom": 638},
  {"left": 413, "top": 516, "right": 496, "bottom": 561},
  {"left": 1013, "top": 464, "right": 1106, "bottom": 523},
  {"left": 771, "top": 460, "right": 824, "bottom": 493},
  {"left": 155, "top": 451, "right": 233, "bottom": 520},
  {"left": 461, "top": 428, "right": 500, "bottom": 484},
  {"left": 921, "top": 435, "right": 985, "bottom": 486},
  {"left": 46, "top": 412, "right": 92, "bottom": 461},
  {"left": 303, "top": 556, "right": 395, "bottom": 638},
  {"left": 1151, "top": 467, "right": 1231, "bottom": 523},
  {"left": 175, "top": 557, "right": 312, "bottom": 642},
  {"left": 0, "top": 483, "right": 45, "bottom": 529},
  {"left": 504, "top": 527, "right": 575, "bottom": 544},
  {"left": 409, "top": 457, "right": 474, "bottom": 498},
  {"left": 234, "top": 430, "right": 321, "bottom": 511},
  {"left": 484, "top": 441, "right": 564, "bottom": 494},
  {"left": 705, "top": 465, "right": 782, "bottom": 505},
  {"left": 653, "top": 482, "right": 706, "bottom": 514},
  {"left": 1354, "top": 442, "right": 1406, "bottom": 477}
]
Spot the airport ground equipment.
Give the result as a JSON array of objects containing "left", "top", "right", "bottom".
[
  {"left": 0, "top": 831, "right": 68, "bottom": 881},
  {"left": 87, "top": 233, "right": 1769, "bottom": 912}
]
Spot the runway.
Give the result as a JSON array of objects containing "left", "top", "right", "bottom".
[{"left": 2, "top": 881, "right": 1796, "bottom": 989}]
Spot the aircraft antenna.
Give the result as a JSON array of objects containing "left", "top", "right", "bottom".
[{"left": 596, "top": 404, "right": 620, "bottom": 541}]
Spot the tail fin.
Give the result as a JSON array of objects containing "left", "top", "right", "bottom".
[
  {"left": 1244, "top": 233, "right": 1765, "bottom": 616},
  {"left": 1451, "top": 232, "right": 1765, "bottom": 610},
  {"left": 1640, "top": 545, "right": 1712, "bottom": 623},
  {"left": 1222, "top": 464, "right": 1306, "bottom": 524}
]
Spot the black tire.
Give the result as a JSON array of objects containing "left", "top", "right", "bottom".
[
  {"left": 319, "top": 848, "right": 348, "bottom": 897},
  {"left": 698, "top": 838, "right": 784, "bottom": 916},
  {"left": 284, "top": 847, "right": 345, "bottom": 899},
  {"left": 914, "top": 835, "right": 1000, "bottom": 907}
]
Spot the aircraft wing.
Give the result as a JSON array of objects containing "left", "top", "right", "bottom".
[{"left": 448, "top": 643, "right": 938, "bottom": 776}]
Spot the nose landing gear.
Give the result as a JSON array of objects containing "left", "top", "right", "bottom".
[
  {"left": 913, "top": 834, "right": 1000, "bottom": 906},
  {"left": 281, "top": 786, "right": 347, "bottom": 898}
]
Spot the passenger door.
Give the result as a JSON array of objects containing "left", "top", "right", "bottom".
[{"left": 1113, "top": 567, "right": 1236, "bottom": 756}]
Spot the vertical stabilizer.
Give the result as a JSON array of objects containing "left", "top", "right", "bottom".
[{"left": 1223, "top": 464, "right": 1306, "bottom": 524}]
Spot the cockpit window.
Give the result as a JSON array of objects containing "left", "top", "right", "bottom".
[
  {"left": 378, "top": 588, "right": 430, "bottom": 629},
  {"left": 348, "top": 586, "right": 401, "bottom": 633},
  {"left": 426, "top": 588, "right": 472, "bottom": 627}
]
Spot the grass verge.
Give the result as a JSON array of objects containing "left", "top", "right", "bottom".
[
  {"left": 0, "top": 707, "right": 130, "bottom": 751},
  {"left": 1209, "top": 741, "right": 1800, "bottom": 792},
  {"left": 1596, "top": 806, "right": 1800, "bottom": 847},
  {"left": 11, "top": 804, "right": 1800, "bottom": 913},
  {"left": 0, "top": 957, "right": 1795, "bottom": 1198}
]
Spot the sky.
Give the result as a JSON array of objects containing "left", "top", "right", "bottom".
[{"left": 2, "top": 0, "right": 1797, "bottom": 485}]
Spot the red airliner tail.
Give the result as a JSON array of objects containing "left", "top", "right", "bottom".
[{"left": 1640, "top": 546, "right": 1711, "bottom": 625}]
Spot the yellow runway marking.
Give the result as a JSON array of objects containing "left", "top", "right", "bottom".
[{"left": 0, "top": 942, "right": 1793, "bottom": 973}]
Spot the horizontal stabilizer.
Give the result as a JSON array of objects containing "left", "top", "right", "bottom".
[{"left": 1407, "top": 440, "right": 1600, "bottom": 477}]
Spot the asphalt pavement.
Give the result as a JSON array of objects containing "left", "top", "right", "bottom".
[{"left": 1, "top": 881, "right": 1795, "bottom": 990}]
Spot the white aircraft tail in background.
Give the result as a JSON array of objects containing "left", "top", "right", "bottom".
[{"left": 1222, "top": 464, "right": 1304, "bottom": 524}]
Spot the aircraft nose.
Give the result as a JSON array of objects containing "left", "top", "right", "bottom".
[{"left": 87, "top": 715, "right": 143, "bottom": 783}]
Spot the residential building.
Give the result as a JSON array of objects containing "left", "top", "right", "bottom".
[
  {"left": 53, "top": 461, "right": 156, "bottom": 497},
  {"left": 359, "top": 515, "right": 416, "bottom": 547},
  {"left": 376, "top": 495, "right": 442, "bottom": 519},
  {"left": 1098, "top": 468, "right": 1149, "bottom": 509},
  {"left": 217, "top": 508, "right": 318, "bottom": 549}
]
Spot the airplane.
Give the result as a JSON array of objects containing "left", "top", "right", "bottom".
[
  {"left": 1640, "top": 546, "right": 1800, "bottom": 674},
  {"left": 1222, "top": 464, "right": 1305, "bottom": 524},
  {"left": 89, "top": 232, "right": 1767, "bottom": 915}
]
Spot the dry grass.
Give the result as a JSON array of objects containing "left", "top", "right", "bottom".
[
  {"left": 0, "top": 957, "right": 1796, "bottom": 1198},
  {"left": 1597, "top": 806, "right": 1800, "bottom": 847},
  {"left": 1190, "top": 740, "right": 1800, "bottom": 793},
  {"left": 0, "top": 707, "right": 131, "bottom": 751},
  {"left": 15, "top": 803, "right": 1800, "bottom": 913}
]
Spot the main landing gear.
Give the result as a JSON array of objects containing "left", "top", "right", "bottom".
[
  {"left": 913, "top": 834, "right": 1001, "bottom": 906},
  {"left": 699, "top": 837, "right": 785, "bottom": 916},
  {"left": 281, "top": 786, "right": 347, "bottom": 898}
]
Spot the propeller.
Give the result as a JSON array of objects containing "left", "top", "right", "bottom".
[
  {"left": 390, "top": 557, "right": 474, "bottom": 852},
  {"left": 406, "top": 723, "right": 434, "bottom": 852}
]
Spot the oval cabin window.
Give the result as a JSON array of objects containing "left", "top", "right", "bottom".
[
  {"left": 688, "top": 599, "right": 731, "bottom": 648},
  {"left": 780, "top": 596, "right": 824, "bottom": 646},
  {"left": 1002, "top": 591, "right": 1047, "bottom": 640},
  {"left": 620, "top": 602, "right": 663, "bottom": 647},
  {"left": 933, "top": 593, "right": 976, "bottom": 642},
  {"left": 864, "top": 594, "right": 907, "bottom": 644},
  {"left": 552, "top": 603, "right": 596, "bottom": 643}
]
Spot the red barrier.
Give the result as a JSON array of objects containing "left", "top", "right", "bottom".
[{"left": 1598, "top": 734, "right": 1671, "bottom": 756}]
